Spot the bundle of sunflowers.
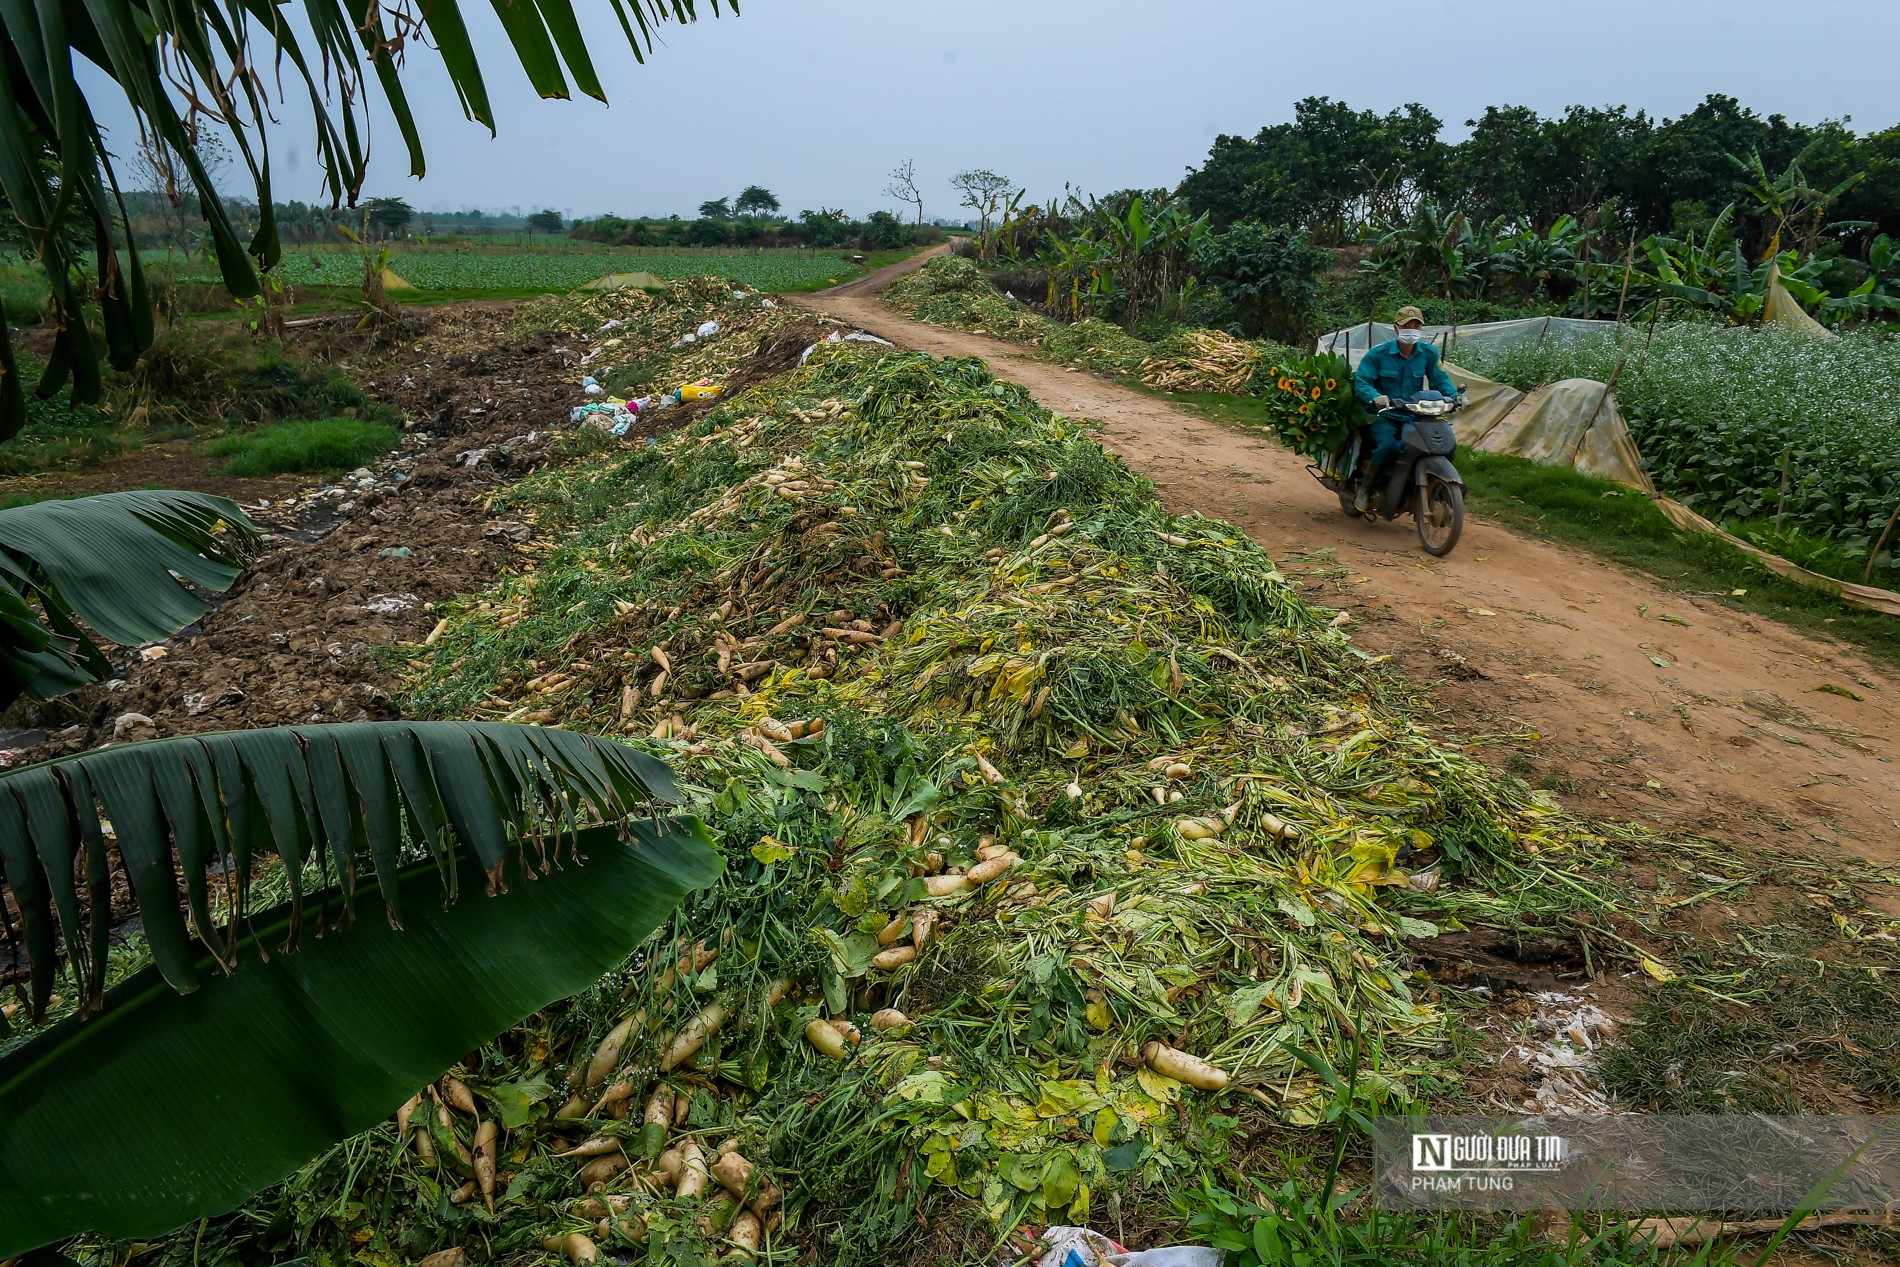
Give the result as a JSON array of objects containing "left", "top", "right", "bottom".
[{"left": 1258, "top": 352, "right": 1359, "bottom": 458}]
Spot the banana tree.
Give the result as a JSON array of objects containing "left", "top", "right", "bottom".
[
  {"left": 0, "top": 0, "right": 731, "bottom": 444},
  {"left": 0, "top": 721, "right": 720, "bottom": 1254}
]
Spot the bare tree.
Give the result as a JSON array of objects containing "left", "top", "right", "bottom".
[
  {"left": 948, "top": 168, "right": 1012, "bottom": 241},
  {"left": 130, "top": 130, "right": 230, "bottom": 261},
  {"left": 885, "top": 159, "right": 924, "bottom": 229}
]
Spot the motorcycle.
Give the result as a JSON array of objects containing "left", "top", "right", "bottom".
[{"left": 1307, "top": 390, "right": 1467, "bottom": 557}]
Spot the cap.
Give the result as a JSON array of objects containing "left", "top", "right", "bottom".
[{"left": 1393, "top": 306, "right": 1425, "bottom": 327}]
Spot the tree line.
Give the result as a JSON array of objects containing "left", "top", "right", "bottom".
[{"left": 1178, "top": 93, "right": 1898, "bottom": 255}]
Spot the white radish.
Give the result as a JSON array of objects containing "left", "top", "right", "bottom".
[
  {"left": 439, "top": 1076, "right": 478, "bottom": 1117},
  {"left": 555, "top": 1136, "right": 624, "bottom": 1159},
  {"left": 654, "top": 1147, "right": 683, "bottom": 1185},
  {"left": 659, "top": 1000, "right": 728, "bottom": 1071},
  {"left": 728, "top": 1211, "right": 762, "bottom": 1259},
  {"left": 965, "top": 852, "right": 1018, "bottom": 884},
  {"left": 911, "top": 909, "right": 939, "bottom": 947},
  {"left": 870, "top": 1008, "right": 912, "bottom": 1034},
  {"left": 1141, "top": 1041, "right": 1230, "bottom": 1091},
  {"left": 804, "top": 1018, "right": 849, "bottom": 1060},
  {"left": 676, "top": 1140, "right": 710, "bottom": 1199},
  {"left": 872, "top": 944, "right": 916, "bottom": 971},
  {"left": 875, "top": 912, "right": 911, "bottom": 946},
  {"left": 472, "top": 1119, "right": 497, "bottom": 1213},
  {"left": 638, "top": 1087, "right": 672, "bottom": 1160},
  {"left": 577, "top": 1153, "right": 629, "bottom": 1188},
  {"left": 922, "top": 873, "right": 970, "bottom": 897},
  {"left": 584, "top": 1012, "right": 643, "bottom": 1088},
  {"left": 540, "top": 1234, "right": 599, "bottom": 1265}
]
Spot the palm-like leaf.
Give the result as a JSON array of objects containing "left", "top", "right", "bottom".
[
  {"left": 0, "top": 817, "right": 721, "bottom": 1254},
  {"left": 0, "top": 0, "right": 734, "bottom": 442},
  {"left": 0, "top": 721, "right": 678, "bottom": 1024},
  {"left": 0, "top": 490, "right": 258, "bottom": 706}
]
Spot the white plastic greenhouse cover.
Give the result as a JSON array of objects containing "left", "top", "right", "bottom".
[{"left": 1314, "top": 315, "right": 1621, "bottom": 367}]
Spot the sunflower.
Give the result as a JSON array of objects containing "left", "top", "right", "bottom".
[
  {"left": 1325, "top": 378, "right": 1337, "bottom": 390},
  {"left": 1298, "top": 404, "right": 1309, "bottom": 414},
  {"left": 1311, "top": 386, "right": 1322, "bottom": 401}
]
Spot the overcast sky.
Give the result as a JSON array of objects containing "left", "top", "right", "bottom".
[{"left": 83, "top": 0, "right": 1900, "bottom": 222}]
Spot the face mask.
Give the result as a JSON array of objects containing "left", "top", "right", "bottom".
[{"left": 1397, "top": 329, "right": 1421, "bottom": 346}]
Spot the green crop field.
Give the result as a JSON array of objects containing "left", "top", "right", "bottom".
[{"left": 189, "top": 248, "right": 860, "bottom": 294}]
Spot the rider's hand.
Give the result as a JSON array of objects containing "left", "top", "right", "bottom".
[{"left": 1372, "top": 394, "right": 1391, "bottom": 410}]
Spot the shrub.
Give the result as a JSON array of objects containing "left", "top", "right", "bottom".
[
  {"left": 863, "top": 210, "right": 909, "bottom": 250},
  {"left": 208, "top": 417, "right": 401, "bottom": 476},
  {"left": 1191, "top": 222, "right": 1329, "bottom": 344}
]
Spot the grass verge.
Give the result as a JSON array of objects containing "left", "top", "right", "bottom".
[
  {"left": 206, "top": 416, "right": 400, "bottom": 476},
  {"left": 1155, "top": 388, "right": 1900, "bottom": 671}
]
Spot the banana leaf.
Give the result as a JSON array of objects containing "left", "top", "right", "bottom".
[
  {"left": 0, "top": 721, "right": 678, "bottom": 1017},
  {"left": 0, "top": 490, "right": 259, "bottom": 706},
  {"left": 0, "top": 818, "right": 722, "bottom": 1255}
]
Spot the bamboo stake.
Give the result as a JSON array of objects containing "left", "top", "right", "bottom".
[
  {"left": 1614, "top": 233, "right": 1636, "bottom": 325},
  {"left": 1865, "top": 496, "right": 1900, "bottom": 585},
  {"left": 1775, "top": 448, "right": 1791, "bottom": 530},
  {"left": 1580, "top": 227, "right": 1592, "bottom": 320}
]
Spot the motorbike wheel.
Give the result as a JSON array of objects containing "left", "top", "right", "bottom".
[
  {"left": 1416, "top": 478, "right": 1464, "bottom": 556},
  {"left": 1338, "top": 490, "right": 1365, "bottom": 519}
]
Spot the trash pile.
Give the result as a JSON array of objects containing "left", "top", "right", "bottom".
[{"left": 170, "top": 283, "right": 1609, "bottom": 1267}]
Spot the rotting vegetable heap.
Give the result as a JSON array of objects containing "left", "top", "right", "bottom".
[
  {"left": 882, "top": 255, "right": 1300, "bottom": 395},
  {"left": 178, "top": 284, "right": 1604, "bottom": 1267}
]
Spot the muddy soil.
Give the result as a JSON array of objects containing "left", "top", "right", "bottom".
[
  {"left": 5, "top": 308, "right": 585, "bottom": 756},
  {"left": 800, "top": 281, "right": 1900, "bottom": 871}
]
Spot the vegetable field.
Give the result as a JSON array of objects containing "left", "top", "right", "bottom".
[
  {"left": 187, "top": 249, "right": 860, "bottom": 293},
  {"left": 1455, "top": 326, "right": 1900, "bottom": 555}
]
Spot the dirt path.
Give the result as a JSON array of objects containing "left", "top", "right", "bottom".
[{"left": 801, "top": 279, "right": 1900, "bottom": 871}]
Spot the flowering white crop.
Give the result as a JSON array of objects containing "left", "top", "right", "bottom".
[{"left": 1459, "top": 325, "right": 1900, "bottom": 541}]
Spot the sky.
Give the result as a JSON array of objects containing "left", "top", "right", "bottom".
[{"left": 79, "top": 0, "right": 1900, "bottom": 223}]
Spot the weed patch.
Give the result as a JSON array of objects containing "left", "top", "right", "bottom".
[{"left": 207, "top": 416, "right": 401, "bottom": 476}]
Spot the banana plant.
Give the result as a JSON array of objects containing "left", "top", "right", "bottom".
[
  {"left": 0, "top": 0, "right": 732, "bottom": 444},
  {"left": 0, "top": 722, "right": 721, "bottom": 1253},
  {"left": 1729, "top": 140, "right": 1866, "bottom": 259}
]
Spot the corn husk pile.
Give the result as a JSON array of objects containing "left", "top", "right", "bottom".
[
  {"left": 189, "top": 289, "right": 1605, "bottom": 1267},
  {"left": 1137, "top": 329, "right": 1295, "bottom": 395},
  {"left": 1038, "top": 317, "right": 1151, "bottom": 377},
  {"left": 882, "top": 255, "right": 1049, "bottom": 346}
]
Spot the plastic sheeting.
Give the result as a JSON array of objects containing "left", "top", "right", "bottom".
[
  {"left": 1440, "top": 365, "right": 1524, "bottom": 440},
  {"left": 1762, "top": 260, "right": 1834, "bottom": 338},
  {"left": 1462, "top": 376, "right": 1655, "bottom": 492},
  {"left": 1316, "top": 315, "right": 1620, "bottom": 368},
  {"left": 581, "top": 271, "right": 667, "bottom": 291}
]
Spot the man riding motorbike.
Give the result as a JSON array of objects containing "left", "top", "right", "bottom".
[{"left": 1350, "top": 306, "right": 1459, "bottom": 514}]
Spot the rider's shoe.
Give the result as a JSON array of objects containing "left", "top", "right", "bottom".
[{"left": 1352, "top": 484, "right": 1372, "bottom": 514}]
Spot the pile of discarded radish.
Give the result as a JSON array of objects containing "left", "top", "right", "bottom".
[{"left": 154, "top": 287, "right": 1625, "bottom": 1267}]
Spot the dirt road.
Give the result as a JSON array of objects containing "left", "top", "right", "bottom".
[{"left": 801, "top": 270, "right": 1900, "bottom": 870}]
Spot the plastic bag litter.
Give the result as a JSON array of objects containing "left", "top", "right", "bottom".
[
  {"left": 597, "top": 318, "right": 624, "bottom": 331},
  {"left": 581, "top": 375, "right": 602, "bottom": 396},
  {"left": 697, "top": 320, "right": 721, "bottom": 339},
  {"left": 844, "top": 330, "right": 894, "bottom": 346},
  {"left": 1014, "top": 1226, "right": 1127, "bottom": 1267},
  {"left": 761, "top": 297, "right": 777, "bottom": 308},
  {"left": 1105, "top": 1250, "right": 1224, "bottom": 1267}
]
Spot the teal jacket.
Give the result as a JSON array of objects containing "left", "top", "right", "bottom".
[{"left": 1353, "top": 339, "right": 1457, "bottom": 409}]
